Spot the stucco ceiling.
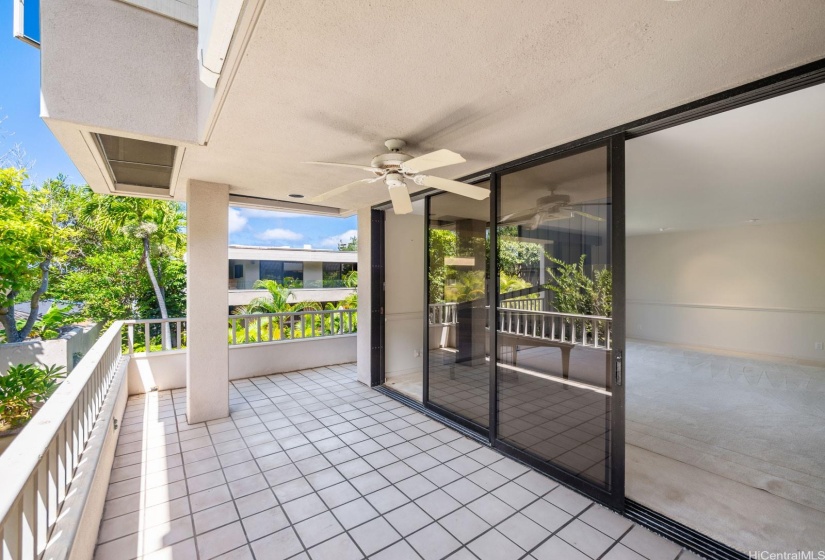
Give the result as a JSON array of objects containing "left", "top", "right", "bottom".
[
  {"left": 627, "top": 82, "right": 825, "bottom": 236},
  {"left": 176, "top": 0, "right": 825, "bottom": 211}
]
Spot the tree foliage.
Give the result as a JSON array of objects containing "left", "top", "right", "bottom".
[
  {"left": 497, "top": 226, "right": 541, "bottom": 279},
  {"left": 233, "top": 279, "right": 321, "bottom": 315},
  {"left": 544, "top": 254, "right": 612, "bottom": 317},
  {"left": 337, "top": 236, "right": 358, "bottom": 252},
  {"left": 0, "top": 170, "right": 75, "bottom": 342}
]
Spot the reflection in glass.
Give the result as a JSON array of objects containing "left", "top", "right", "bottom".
[
  {"left": 496, "top": 146, "right": 614, "bottom": 488},
  {"left": 428, "top": 185, "right": 490, "bottom": 428}
]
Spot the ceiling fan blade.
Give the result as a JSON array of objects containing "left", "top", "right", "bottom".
[
  {"left": 387, "top": 184, "right": 413, "bottom": 215},
  {"left": 570, "top": 209, "right": 605, "bottom": 222},
  {"left": 309, "top": 178, "right": 373, "bottom": 203},
  {"left": 304, "top": 161, "right": 379, "bottom": 173},
  {"left": 417, "top": 175, "right": 489, "bottom": 200},
  {"left": 400, "top": 149, "right": 465, "bottom": 174},
  {"left": 500, "top": 208, "right": 539, "bottom": 223}
]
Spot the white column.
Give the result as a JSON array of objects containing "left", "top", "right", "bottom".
[
  {"left": 186, "top": 180, "right": 230, "bottom": 422},
  {"left": 356, "top": 207, "right": 373, "bottom": 386}
]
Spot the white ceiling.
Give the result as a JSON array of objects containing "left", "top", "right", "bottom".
[
  {"left": 626, "top": 82, "right": 825, "bottom": 236},
  {"left": 175, "top": 0, "right": 825, "bottom": 210}
]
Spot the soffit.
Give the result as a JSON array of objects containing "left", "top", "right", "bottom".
[{"left": 177, "top": 0, "right": 825, "bottom": 210}]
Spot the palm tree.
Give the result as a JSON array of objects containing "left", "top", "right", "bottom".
[
  {"left": 235, "top": 279, "right": 321, "bottom": 314},
  {"left": 233, "top": 279, "right": 322, "bottom": 340},
  {"left": 81, "top": 194, "right": 184, "bottom": 340}
]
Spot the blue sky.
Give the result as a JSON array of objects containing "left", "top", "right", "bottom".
[{"left": 0, "top": 10, "right": 357, "bottom": 249}]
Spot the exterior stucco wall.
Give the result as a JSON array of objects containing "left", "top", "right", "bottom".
[
  {"left": 186, "top": 182, "right": 230, "bottom": 422},
  {"left": 127, "top": 336, "right": 357, "bottom": 394},
  {"left": 117, "top": 0, "right": 197, "bottom": 25},
  {"left": 40, "top": 0, "right": 198, "bottom": 144},
  {"left": 303, "top": 262, "right": 323, "bottom": 288},
  {"left": 383, "top": 210, "right": 425, "bottom": 383},
  {"left": 0, "top": 324, "right": 102, "bottom": 375}
]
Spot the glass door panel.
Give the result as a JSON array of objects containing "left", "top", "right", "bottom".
[
  {"left": 495, "top": 143, "right": 621, "bottom": 499},
  {"left": 426, "top": 184, "right": 491, "bottom": 432}
]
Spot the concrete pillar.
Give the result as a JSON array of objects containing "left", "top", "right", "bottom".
[
  {"left": 186, "top": 181, "right": 230, "bottom": 423},
  {"left": 356, "top": 207, "right": 373, "bottom": 386}
]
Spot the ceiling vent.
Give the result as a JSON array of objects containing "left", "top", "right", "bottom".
[{"left": 96, "top": 133, "right": 177, "bottom": 195}]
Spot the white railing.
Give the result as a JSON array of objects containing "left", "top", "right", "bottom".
[
  {"left": 428, "top": 303, "right": 458, "bottom": 325},
  {"left": 228, "top": 309, "right": 357, "bottom": 345},
  {"left": 124, "top": 318, "right": 187, "bottom": 353},
  {"left": 498, "top": 308, "right": 612, "bottom": 349},
  {"left": 0, "top": 321, "right": 125, "bottom": 560},
  {"left": 500, "top": 297, "right": 545, "bottom": 311},
  {"left": 124, "top": 310, "right": 358, "bottom": 353}
]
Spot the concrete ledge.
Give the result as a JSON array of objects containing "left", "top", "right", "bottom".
[
  {"left": 44, "top": 356, "right": 129, "bottom": 560},
  {"left": 127, "top": 334, "right": 357, "bottom": 394}
]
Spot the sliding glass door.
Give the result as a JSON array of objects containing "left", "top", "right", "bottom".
[
  {"left": 421, "top": 137, "right": 625, "bottom": 508},
  {"left": 494, "top": 139, "right": 624, "bottom": 507},
  {"left": 425, "top": 182, "right": 491, "bottom": 434}
]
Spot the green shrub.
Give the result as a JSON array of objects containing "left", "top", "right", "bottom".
[{"left": 0, "top": 363, "right": 66, "bottom": 428}]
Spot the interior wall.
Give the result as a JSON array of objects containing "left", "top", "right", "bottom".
[
  {"left": 627, "top": 220, "right": 825, "bottom": 363},
  {"left": 384, "top": 209, "right": 425, "bottom": 382}
]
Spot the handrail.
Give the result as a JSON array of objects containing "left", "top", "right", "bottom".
[
  {"left": 497, "top": 307, "right": 612, "bottom": 349},
  {"left": 228, "top": 309, "right": 357, "bottom": 345},
  {"left": 124, "top": 309, "right": 358, "bottom": 354},
  {"left": 0, "top": 321, "right": 125, "bottom": 560},
  {"left": 124, "top": 318, "right": 187, "bottom": 353}
]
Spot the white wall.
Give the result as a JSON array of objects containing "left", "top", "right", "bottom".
[
  {"left": 627, "top": 221, "right": 825, "bottom": 363},
  {"left": 384, "top": 210, "right": 425, "bottom": 382},
  {"left": 117, "top": 0, "right": 197, "bottom": 25},
  {"left": 127, "top": 336, "right": 357, "bottom": 394},
  {"left": 0, "top": 324, "right": 102, "bottom": 375},
  {"left": 304, "top": 262, "right": 323, "bottom": 288},
  {"left": 186, "top": 182, "right": 230, "bottom": 422},
  {"left": 41, "top": 0, "right": 198, "bottom": 144}
]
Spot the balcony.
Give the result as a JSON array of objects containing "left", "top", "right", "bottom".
[{"left": 0, "top": 314, "right": 691, "bottom": 560}]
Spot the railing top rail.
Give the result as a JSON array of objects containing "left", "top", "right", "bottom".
[
  {"left": 0, "top": 320, "right": 124, "bottom": 518},
  {"left": 497, "top": 307, "right": 612, "bottom": 321},
  {"left": 123, "top": 318, "right": 186, "bottom": 325},
  {"left": 230, "top": 309, "right": 352, "bottom": 320}
]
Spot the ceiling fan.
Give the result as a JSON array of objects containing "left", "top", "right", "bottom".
[
  {"left": 305, "top": 139, "right": 489, "bottom": 214},
  {"left": 500, "top": 192, "right": 607, "bottom": 230}
]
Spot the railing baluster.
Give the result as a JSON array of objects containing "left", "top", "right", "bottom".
[
  {"left": 144, "top": 323, "right": 151, "bottom": 354},
  {"left": 127, "top": 324, "right": 134, "bottom": 354},
  {"left": 3, "top": 497, "right": 21, "bottom": 560},
  {"left": 176, "top": 321, "right": 182, "bottom": 349}
]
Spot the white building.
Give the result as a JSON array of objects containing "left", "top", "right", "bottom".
[
  {"left": 6, "top": 1, "right": 825, "bottom": 558},
  {"left": 227, "top": 245, "right": 357, "bottom": 307}
]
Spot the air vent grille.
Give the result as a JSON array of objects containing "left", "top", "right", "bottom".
[{"left": 96, "top": 133, "right": 176, "bottom": 191}]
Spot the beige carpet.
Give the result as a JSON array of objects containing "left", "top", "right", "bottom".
[{"left": 626, "top": 340, "right": 825, "bottom": 552}]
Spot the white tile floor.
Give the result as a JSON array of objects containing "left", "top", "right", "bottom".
[{"left": 96, "top": 363, "right": 700, "bottom": 560}]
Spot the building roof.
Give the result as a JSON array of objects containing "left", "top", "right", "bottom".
[{"left": 228, "top": 245, "right": 357, "bottom": 263}]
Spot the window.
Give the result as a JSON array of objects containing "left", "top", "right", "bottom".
[
  {"left": 259, "top": 261, "right": 303, "bottom": 285},
  {"left": 322, "top": 262, "right": 356, "bottom": 287},
  {"left": 13, "top": 0, "right": 40, "bottom": 47}
]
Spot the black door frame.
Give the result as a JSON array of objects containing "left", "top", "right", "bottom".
[
  {"left": 372, "top": 55, "right": 825, "bottom": 512},
  {"left": 483, "top": 135, "right": 625, "bottom": 510}
]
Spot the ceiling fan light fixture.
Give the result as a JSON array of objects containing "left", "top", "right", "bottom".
[{"left": 305, "top": 139, "right": 479, "bottom": 214}]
